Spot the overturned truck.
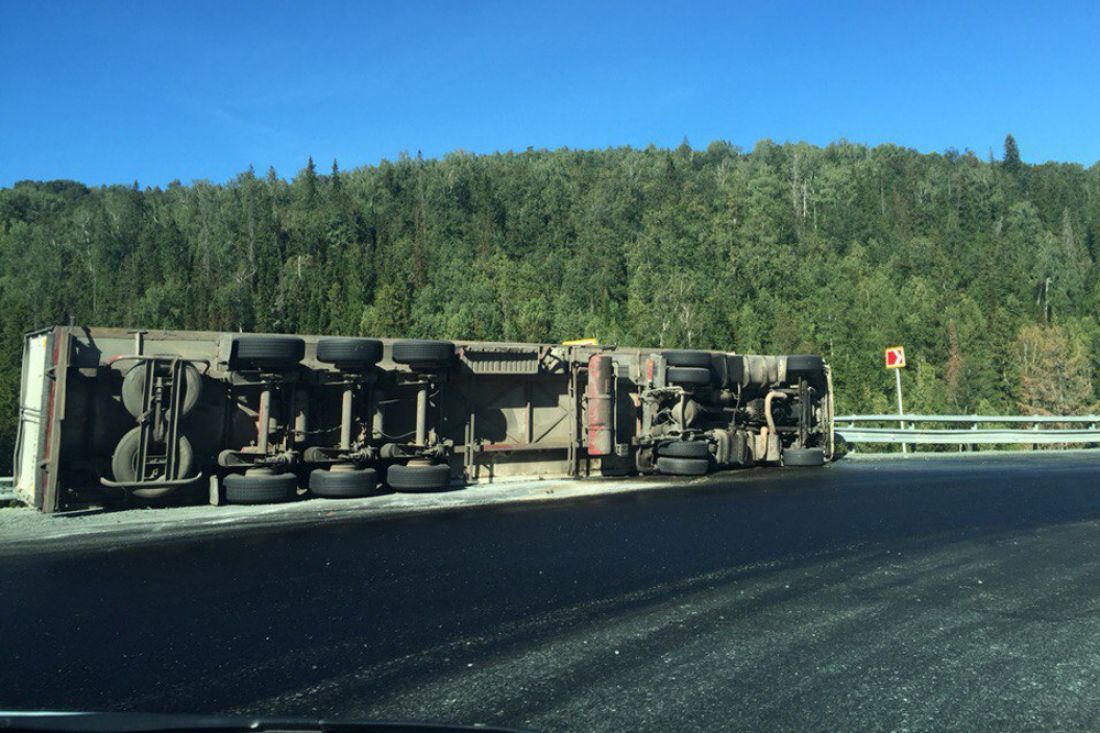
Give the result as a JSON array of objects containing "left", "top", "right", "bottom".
[{"left": 12, "top": 326, "right": 835, "bottom": 512}]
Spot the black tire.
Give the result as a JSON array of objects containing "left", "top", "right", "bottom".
[
  {"left": 782, "top": 447, "right": 826, "bottom": 467},
  {"left": 662, "top": 350, "right": 713, "bottom": 368},
  {"left": 224, "top": 471, "right": 298, "bottom": 504},
  {"left": 231, "top": 336, "right": 305, "bottom": 370},
  {"left": 666, "top": 366, "right": 711, "bottom": 387},
  {"left": 599, "top": 460, "right": 637, "bottom": 477},
  {"left": 392, "top": 340, "right": 455, "bottom": 369},
  {"left": 110, "top": 427, "right": 195, "bottom": 498},
  {"left": 786, "top": 355, "right": 825, "bottom": 381},
  {"left": 386, "top": 463, "right": 453, "bottom": 492},
  {"left": 658, "top": 440, "right": 711, "bottom": 459},
  {"left": 309, "top": 467, "right": 382, "bottom": 498},
  {"left": 316, "top": 338, "right": 383, "bottom": 369},
  {"left": 656, "top": 456, "right": 710, "bottom": 476},
  {"left": 121, "top": 361, "right": 202, "bottom": 418}
]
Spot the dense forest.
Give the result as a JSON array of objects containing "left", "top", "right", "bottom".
[{"left": 2, "top": 136, "right": 1099, "bottom": 471}]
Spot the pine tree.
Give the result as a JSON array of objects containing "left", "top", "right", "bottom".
[
  {"left": 1003, "top": 134, "right": 1021, "bottom": 173},
  {"left": 302, "top": 156, "right": 318, "bottom": 202}
]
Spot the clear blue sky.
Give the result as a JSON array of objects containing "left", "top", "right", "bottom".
[{"left": 2, "top": 0, "right": 1098, "bottom": 188}]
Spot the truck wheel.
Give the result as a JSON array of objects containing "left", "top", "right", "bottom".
[
  {"left": 656, "top": 456, "right": 710, "bottom": 476},
  {"left": 392, "top": 340, "right": 455, "bottom": 369},
  {"left": 309, "top": 467, "right": 382, "bottom": 498},
  {"left": 662, "top": 350, "right": 713, "bottom": 368},
  {"left": 667, "top": 367, "right": 711, "bottom": 387},
  {"left": 111, "top": 427, "right": 195, "bottom": 498},
  {"left": 316, "top": 338, "right": 383, "bottom": 369},
  {"left": 786, "top": 355, "right": 825, "bottom": 381},
  {"left": 224, "top": 471, "right": 298, "bottom": 504},
  {"left": 121, "top": 361, "right": 202, "bottom": 418},
  {"left": 782, "top": 447, "right": 826, "bottom": 467},
  {"left": 386, "top": 463, "right": 453, "bottom": 492},
  {"left": 231, "top": 336, "right": 305, "bottom": 370},
  {"left": 658, "top": 440, "right": 711, "bottom": 459}
]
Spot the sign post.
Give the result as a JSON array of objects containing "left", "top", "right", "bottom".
[{"left": 885, "top": 346, "right": 907, "bottom": 454}]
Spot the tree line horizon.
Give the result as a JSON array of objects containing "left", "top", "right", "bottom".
[{"left": 1, "top": 134, "right": 1098, "bottom": 470}]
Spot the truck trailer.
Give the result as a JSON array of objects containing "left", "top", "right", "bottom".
[{"left": 11, "top": 326, "right": 834, "bottom": 512}]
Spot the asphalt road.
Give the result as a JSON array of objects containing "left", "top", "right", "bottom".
[{"left": 4, "top": 453, "right": 1100, "bottom": 731}]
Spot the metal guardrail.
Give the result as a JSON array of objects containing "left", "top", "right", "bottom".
[
  {"left": 835, "top": 415, "right": 1100, "bottom": 446},
  {"left": 0, "top": 475, "right": 14, "bottom": 502},
  {"left": 836, "top": 414, "right": 1100, "bottom": 424}
]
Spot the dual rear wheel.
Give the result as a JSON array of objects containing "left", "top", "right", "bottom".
[
  {"left": 316, "top": 338, "right": 383, "bottom": 370},
  {"left": 309, "top": 466, "right": 381, "bottom": 498},
  {"left": 663, "top": 350, "right": 715, "bottom": 389},
  {"left": 223, "top": 470, "right": 298, "bottom": 504},
  {"left": 656, "top": 439, "right": 711, "bottom": 476}
]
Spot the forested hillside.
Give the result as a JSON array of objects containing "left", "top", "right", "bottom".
[{"left": 2, "top": 136, "right": 1099, "bottom": 471}]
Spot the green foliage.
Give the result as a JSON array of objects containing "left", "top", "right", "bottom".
[{"left": 2, "top": 140, "right": 1100, "bottom": 471}]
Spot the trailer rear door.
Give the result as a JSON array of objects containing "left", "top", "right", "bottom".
[{"left": 13, "top": 329, "right": 53, "bottom": 507}]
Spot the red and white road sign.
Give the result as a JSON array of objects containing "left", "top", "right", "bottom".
[{"left": 885, "top": 346, "right": 906, "bottom": 369}]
